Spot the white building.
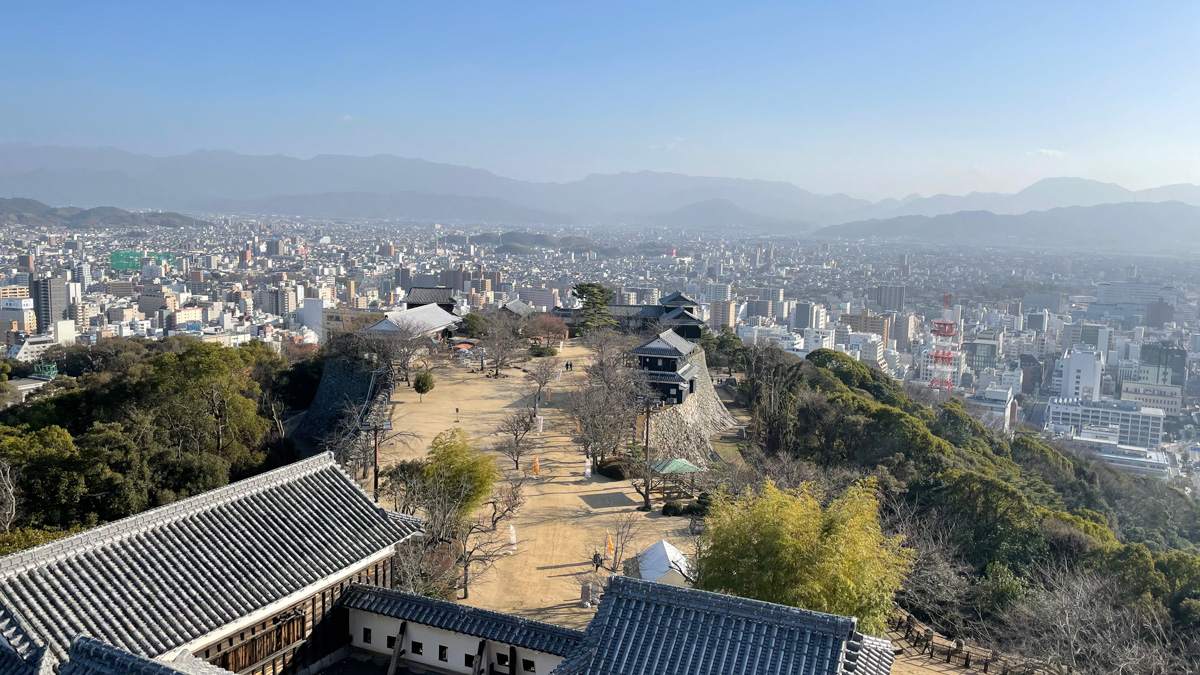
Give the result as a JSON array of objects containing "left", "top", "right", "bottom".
[
  {"left": 1046, "top": 397, "right": 1165, "bottom": 450},
  {"left": 1059, "top": 347, "right": 1104, "bottom": 401},
  {"left": 1120, "top": 381, "right": 1184, "bottom": 417}
]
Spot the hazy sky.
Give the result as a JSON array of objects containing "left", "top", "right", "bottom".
[{"left": 1, "top": 1, "right": 1197, "bottom": 200}]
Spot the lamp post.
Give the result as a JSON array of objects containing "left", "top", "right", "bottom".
[{"left": 358, "top": 420, "right": 394, "bottom": 501}]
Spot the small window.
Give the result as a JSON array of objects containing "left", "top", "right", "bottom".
[
  {"left": 386, "top": 635, "right": 396, "bottom": 649},
  {"left": 411, "top": 641, "right": 423, "bottom": 655},
  {"left": 496, "top": 653, "right": 509, "bottom": 666},
  {"left": 523, "top": 659, "right": 536, "bottom": 672},
  {"left": 464, "top": 654, "right": 476, "bottom": 668},
  {"left": 362, "top": 628, "right": 372, "bottom": 644},
  {"left": 439, "top": 645, "right": 448, "bottom": 662}
]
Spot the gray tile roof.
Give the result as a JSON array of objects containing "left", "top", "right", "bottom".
[
  {"left": 842, "top": 633, "right": 894, "bottom": 675},
  {"left": 0, "top": 648, "right": 30, "bottom": 675},
  {"left": 405, "top": 287, "right": 457, "bottom": 306},
  {"left": 0, "top": 453, "right": 423, "bottom": 666},
  {"left": 553, "top": 577, "right": 891, "bottom": 675},
  {"left": 659, "top": 292, "right": 698, "bottom": 307},
  {"left": 632, "top": 331, "right": 698, "bottom": 358},
  {"left": 58, "top": 636, "right": 232, "bottom": 675},
  {"left": 342, "top": 585, "right": 584, "bottom": 657}
]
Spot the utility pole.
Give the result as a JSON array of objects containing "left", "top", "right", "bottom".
[{"left": 358, "top": 420, "right": 393, "bottom": 501}]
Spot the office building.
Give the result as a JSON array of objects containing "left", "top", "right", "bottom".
[
  {"left": 1047, "top": 398, "right": 1164, "bottom": 450},
  {"left": 29, "top": 276, "right": 69, "bottom": 335},
  {"left": 868, "top": 285, "right": 906, "bottom": 312}
]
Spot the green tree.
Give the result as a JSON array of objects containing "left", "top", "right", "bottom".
[
  {"left": 462, "top": 312, "right": 488, "bottom": 339},
  {"left": 413, "top": 370, "right": 435, "bottom": 402},
  {"left": 424, "top": 428, "right": 499, "bottom": 520},
  {"left": 697, "top": 479, "right": 912, "bottom": 635},
  {"left": 573, "top": 282, "right": 616, "bottom": 332}
]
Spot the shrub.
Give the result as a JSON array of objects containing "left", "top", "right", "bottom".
[
  {"left": 662, "top": 500, "right": 686, "bottom": 517},
  {"left": 685, "top": 492, "right": 713, "bottom": 517},
  {"left": 596, "top": 456, "right": 627, "bottom": 480},
  {"left": 529, "top": 346, "right": 558, "bottom": 357}
]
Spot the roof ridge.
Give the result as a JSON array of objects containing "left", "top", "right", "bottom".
[
  {"left": 607, "top": 577, "right": 855, "bottom": 633},
  {"left": 344, "top": 584, "right": 584, "bottom": 638},
  {"left": 0, "top": 453, "right": 339, "bottom": 577}
]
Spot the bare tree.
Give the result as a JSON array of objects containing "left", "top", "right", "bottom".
[
  {"left": 566, "top": 384, "right": 633, "bottom": 463},
  {"left": 495, "top": 407, "right": 537, "bottom": 469},
  {"left": 364, "top": 319, "right": 428, "bottom": 385},
  {"left": 0, "top": 460, "right": 18, "bottom": 534},
  {"left": 528, "top": 313, "right": 568, "bottom": 345},
  {"left": 456, "top": 514, "right": 514, "bottom": 600},
  {"left": 978, "top": 565, "right": 1194, "bottom": 675},
  {"left": 525, "top": 358, "right": 559, "bottom": 411},
  {"left": 482, "top": 311, "right": 524, "bottom": 376},
  {"left": 608, "top": 511, "right": 643, "bottom": 574}
]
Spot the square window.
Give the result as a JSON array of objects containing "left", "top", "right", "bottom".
[
  {"left": 439, "top": 645, "right": 448, "bottom": 662},
  {"left": 496, "top": 654, "right": 510, "bottom": 666},
  {"left": 362, "top": 628, "right": 372, "bottom": 644},
  {"left": 411, "top": 641, "right": 423, "bottom": 655},
  {"left": 465, "top": 654, "right": 476, "bottom": 668},
  {"left": 523, "top": 658, "right": 536, "bottom": 672},
  {"left": 386, "top": 635, "right": 396, "bottom": 649}
]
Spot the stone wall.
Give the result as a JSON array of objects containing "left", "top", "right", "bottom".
[
  {"left": 296, "top": 354, "right": 380, "bottom": 446},
  {"left": 645, "top": 349, "right": 736, "bottom": 468}
]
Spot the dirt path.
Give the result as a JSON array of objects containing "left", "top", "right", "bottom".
[{"left": 384, "top": 341, "right": 689, "bottom": 629}]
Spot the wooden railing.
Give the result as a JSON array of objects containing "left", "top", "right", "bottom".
[{"left": 888, "top": 611, "right": 1054, "bottom": 674}]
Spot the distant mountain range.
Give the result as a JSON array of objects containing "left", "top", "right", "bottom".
[
  {"left": 813, "top": 201, "right": 1200, "bottom": 252},
  {"left": 0, "top": 145, "right": 1197, "bottom": 231},
  {"left": 0, "top": 197, "right": 209, "bottom": 230}
]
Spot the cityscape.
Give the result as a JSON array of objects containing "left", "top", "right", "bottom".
[{"left": 1, "top": 3, "right": 1198, "bottom": 675}]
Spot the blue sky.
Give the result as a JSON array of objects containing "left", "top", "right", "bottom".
[{"left": 1, "top": 1, "right": 1196, "bottom": 200}]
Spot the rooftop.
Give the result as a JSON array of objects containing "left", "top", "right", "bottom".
[{"left": 0, "top": 453, "right": 422, "bottom": 667}]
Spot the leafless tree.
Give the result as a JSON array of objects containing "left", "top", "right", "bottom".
[
  {"left": 365, "top": 319, "right": 428, "bottom": 385},
  {"left": 608, "top": 511, "right": 642, "bottom": 574},
  {"left": 482, "top": 470, "right": 528, "bottom": 532},
  {"left": 495, "top": 407, "right": 537, "bottom": 469},
  {"left": 624, "top": 455, "right": 658, "bottom": 511},
  {"left": 0, "top": 460, "right": 18, "bottom": 534},
  {"left": 525, "top": 358, "right": 559, "bottom": 410},
  {"left": 482, "top": 311, "right": 524, "bottom": 376},
  {"left": 566, "top": 384, "right": 633, "bottom": 463},
  {"left": 977, "top": 565, "right": 1195, "bottom": 675},
  {"left": 582, "top": 329, "right": 632, "bottom": 390},
  {"left": 880, "top": 497, "right": 973, "bottom": 632}
]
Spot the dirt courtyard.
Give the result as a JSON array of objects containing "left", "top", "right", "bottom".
[{"left": 382, "top": 340, "right": 690, "bottom": 629}]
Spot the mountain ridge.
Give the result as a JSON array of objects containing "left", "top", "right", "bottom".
[{"left": 1, "top": 145, "right": 1197, "bottom": 226}]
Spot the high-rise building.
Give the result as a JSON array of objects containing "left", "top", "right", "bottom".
[
  {"left": 704, "top": 283, "right": 732, "bottom": 302},
  {"left": 29, "top": 276, "right": 69, "bottom": 334},
  {"left": 793, "top": 302, "right": 827, "bottom": 330},
  {"left": 837, "top": 310, "right": 891, "bottom": 342},
  {"left": 1059, "top": 346, "right": 1104, "bottom": 401},
  {"left": 868, "top": 285, "right": 906, "bottom": 312},
  {"left": 1138, "top": 343, "right": 1187, "bottom": 387},
  {"left": 708, "top": 300, "right": 736, "bottom": 331}
]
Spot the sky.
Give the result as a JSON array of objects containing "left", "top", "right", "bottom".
[{"left": 1, "top": 1, "right": 1197, "bottom": 201}]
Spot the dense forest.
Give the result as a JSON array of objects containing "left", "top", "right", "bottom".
[
  {"left": 0, "top": 337, "right": 324, "bottom": 553},
  {"left": 718, "top": 338, "right": 1200, "bottom": 672}
]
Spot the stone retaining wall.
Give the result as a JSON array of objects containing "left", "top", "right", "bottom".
[{"left": 646, "top": 349, "right": 737, "bottom": 468}]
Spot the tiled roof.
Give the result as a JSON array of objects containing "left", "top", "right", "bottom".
[
  {"left": 660, "top": 307, "right": 704, "bottom": 324},
  {"left": 0, "top": 453, "right": 423, "bottom": 665},
  {"left": 342, "top": 585, "right": 585, "bottom": 657},
  {"left": 367, "top": 304, "right": 461, "bottom": 335},
  {"left": 405, "top": 287, "right": 457, "bottom": 306},
  {"left": 632, "top": 331, "right": 698, "bottom": 357},
  {"left": 500, "top": 300, "right": 537, "bottom": 318},
  {"left": 842, "top": 633, "right": 895, "bottom": 675},
  {"left": 554, "top": 577, "right": 888, "bottom": 675},
  {"left": 659, "top": 291, "right": 698, "bottom": 307},
  {"left": 59, "top": 636, "right": 231, "bottom": 675},
  {"left": 0, "top": 648, "right": 30, "bottom": 675}
]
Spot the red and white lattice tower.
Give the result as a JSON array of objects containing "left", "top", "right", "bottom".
[{"left": 929, "top": 319, "right": 959, "bottom": 390}]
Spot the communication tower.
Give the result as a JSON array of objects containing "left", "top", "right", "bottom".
[{"left": 929, "top": 319, "right": 960, "bottom": 390}]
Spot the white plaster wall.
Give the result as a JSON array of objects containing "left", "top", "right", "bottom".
[{"left": 348, "top": 609, "right": 564, "bottom": 675}]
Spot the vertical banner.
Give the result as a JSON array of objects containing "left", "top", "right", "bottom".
[{"left": 537, "top": 415, "right": 544, "bottom": 433}]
